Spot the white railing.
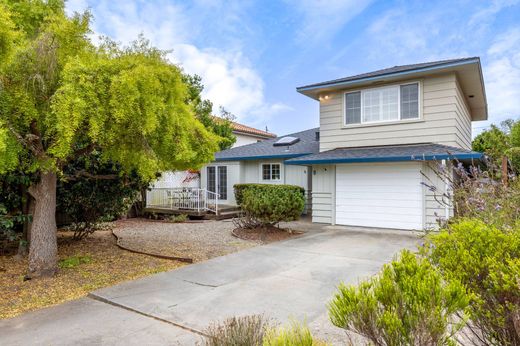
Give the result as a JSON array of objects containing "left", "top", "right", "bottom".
[{"left": 146, "top": 188, "right": 219, "bottom": 214}]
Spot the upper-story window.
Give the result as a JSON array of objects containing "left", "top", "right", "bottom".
[{"left": 345, "top": 82, "right": 419, "bottom": 125}]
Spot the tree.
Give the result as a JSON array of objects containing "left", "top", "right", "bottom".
[
  {"left": 0, "top": 1, "right": 220, "bottom": 277},
  {"left": 472, "top": 119, "right": 520, "bottom": 173},
  {"left": 183, "top": 74, "right": 236, "bottom": 150}
]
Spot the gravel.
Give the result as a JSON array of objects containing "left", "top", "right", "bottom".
[{"left": 112, "top": 218, "right": 259, "bottom": 262}]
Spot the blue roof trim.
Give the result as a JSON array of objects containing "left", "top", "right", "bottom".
[
  {"left": 297, "top": 58, "right": 480, "bottom": 92},
  {"left": 215, "top": 153, "right": 311, "bottom": 162},
  {"left": 285, "top": 153, "right": 483, "bottom": 165}
]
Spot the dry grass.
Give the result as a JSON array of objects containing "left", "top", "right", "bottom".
[{"left": 0, "top": 230, "right": 185, "bottom": 319}]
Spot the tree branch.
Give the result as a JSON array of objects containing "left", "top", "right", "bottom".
[{"left": 65, "top": 170, "right": 118, "bottom": 181}]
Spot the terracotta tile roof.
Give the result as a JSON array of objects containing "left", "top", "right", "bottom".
[{"left": 230, "top": 121, "right": 276, "bottom": 138}]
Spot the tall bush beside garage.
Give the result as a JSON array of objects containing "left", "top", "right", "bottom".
[{"left": 234, "top": 184, "right": 305, "bottom": 227}]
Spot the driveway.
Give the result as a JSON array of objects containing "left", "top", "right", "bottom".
[{"left": 1, "top": 224, "right": 418, "bottom": 345}]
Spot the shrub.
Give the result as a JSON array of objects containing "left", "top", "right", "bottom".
[
  {"left": 234, "top": 184, "right": 304, "bottom": 206},
  {"left": 328, "top": 250, "right": 469, "bottom": 346},
  {"left": 204, "top": 315, "right": 270, "bottom": 346},
  {"left": 168, "top": 214, "right": 188, "bottom": 223},
  {"left": 263, "top": 320, "right": 327, "bottom": 346},
  {"left": 234, "top": 184, "right": 305, "bottom": 227},
  {"left": 423, "top": 160, "right": 520, "bottom": 229},
  {"left": 423, "top": 219, "right": 520, "bottom": 345}
]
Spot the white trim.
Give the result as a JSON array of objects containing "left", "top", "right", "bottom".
[
  {"left": 260, "top": 163, "right": 282, "bottom": 182},
  {"left": 343, "top": 80, "right": 422, "bottom": 127}
]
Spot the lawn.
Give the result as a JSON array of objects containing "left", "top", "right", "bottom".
[{"left": 0, "top": 229, "right": 185, "bottom": 319}]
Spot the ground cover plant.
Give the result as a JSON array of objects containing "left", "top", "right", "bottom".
[{"left": 328, "top": 250, "right": 470, "bottom": 346}]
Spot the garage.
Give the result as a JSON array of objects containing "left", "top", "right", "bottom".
[{"left": 335, "top": 162, "right": 424, "bottom": 230}]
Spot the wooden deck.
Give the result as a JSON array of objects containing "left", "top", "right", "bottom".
[{"left": 144, "top": 204, "right": 241, "bottom": 220}]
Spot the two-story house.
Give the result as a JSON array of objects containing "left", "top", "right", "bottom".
[{"left": 203, "top": 57, "right": 487, "bottom": 230}]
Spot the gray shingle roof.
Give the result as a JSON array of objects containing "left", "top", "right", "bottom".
[
  {"left": 285, "top": 143, "right": 483, "bottom": 165},
  {"left": 297, "top": 57, "right": 480, "bottom": 91},
  {"left": 214, "top": 128, "right": 319, "bottom": 161}
]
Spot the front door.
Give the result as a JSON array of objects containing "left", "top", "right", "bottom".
[{"left": 207, "top": 166, "right": 227, "bottom": 200}]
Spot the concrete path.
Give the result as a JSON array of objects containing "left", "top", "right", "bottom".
[{"left": 1, "top": 225, "right": 418, "bottom": 345}]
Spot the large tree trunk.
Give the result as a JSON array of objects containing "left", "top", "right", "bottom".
[{"left": 27, "top": 171, "right": 58, "bottom": 277}]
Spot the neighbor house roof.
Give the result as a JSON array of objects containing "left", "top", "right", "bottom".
[
  {"left": 231, "top": 121, "right": 276, "bottom": 138},
  {"left": 285, "top": 143, "right": 483, "bottom": 165},
  {"left": 297, "top": 57, "right": 488, "bottom": 121},
  {"left": 214, "top": 128, "right": 319, "bottom": 161}
]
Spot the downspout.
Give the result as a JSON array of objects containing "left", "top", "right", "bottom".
[{"left": 442, "top": 159, "right": 449, "bottom": 220}]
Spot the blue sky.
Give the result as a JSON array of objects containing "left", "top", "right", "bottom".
[{"left": 66, "top": 0, "right": 520, "bottom": 136}]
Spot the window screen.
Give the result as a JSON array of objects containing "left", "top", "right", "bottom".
[
  {"left": 400, "top": 83, "right": 419, "bottom": 119},
  {"left": 207, "top": 167, "right": 216, "bottom": 193},
  {"left": 345, "top": 91, "right": 361, "bottom": 125}
]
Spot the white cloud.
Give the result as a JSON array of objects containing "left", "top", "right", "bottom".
[
  {"left": 469, "top": 0, "right": 520, "bottom": 27},
  {"left": 286, "top": 0, "right": 373, "bottom": 44},
  {"left": 64, "top": 0, "right": 287, "bottom": 125},
  {"left": 484, "top": 28, "right": 520, "bottom": 123},
  {"left": 172, "top": 45, "right": 291, "bottom": 125}
]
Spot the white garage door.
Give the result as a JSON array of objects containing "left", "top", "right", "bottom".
[{"left": 335, "top": 163, "right": 424, "bottom": 230}]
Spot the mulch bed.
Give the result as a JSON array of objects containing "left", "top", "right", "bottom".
[{"left": 232, "top": 226, "right": 303, "bottom": 243}]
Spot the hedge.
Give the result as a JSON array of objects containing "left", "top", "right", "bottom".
[
  {"left": 234, "top": 183, "right": 304, "bottom": 206},
  {"left": 234, "top": 184, "right": 305, "bottom": 225}
]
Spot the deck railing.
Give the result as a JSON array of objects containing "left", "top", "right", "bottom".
[{"left": 146, "top": 188, "right": 219, "bottom": 214}]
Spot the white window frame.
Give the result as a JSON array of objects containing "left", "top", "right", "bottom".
[
  {"left": 343, "top": 81, "right": 422, "bottom": 126},
  {"left": 261, "top": 163, "right": 281, "bottom": 181}
]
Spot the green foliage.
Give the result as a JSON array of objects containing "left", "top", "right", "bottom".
[
  {"left": 58, "top": 255, "right": 91, "bottom": 269},
  {"left": 328, "top": 250, "right": 469, "bottom": 346},
  {"left": 168, "top": 214, "right": 188, "bottom": 223},
  {"left": 183, "top": 74, "right": 236, "bottom": 150},
  {"left": 204, "top": 315, "right": 270, "bottom": 346},
  {"left": 423, "top": 219, "right": 520, "bottom": 345},
  {"left": 234, "top": 183, "right": 305, "bottom": 206},
  {"left": 472, "top": 119, "right": 520, "bottom": 173},
  {"left": 235, "top": 184, "right": 305, "bottom": 226},
  {"left": 263, "top": 320, "right": 327, "bottom": 346},
  {"left": 0, "top": 1, "right": 220, "bottom": 180},
  {"left": 57, "top": 151, "right": 148, "bottom": 239}
]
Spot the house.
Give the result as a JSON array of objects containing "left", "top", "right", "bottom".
[
  {"left": 202, "top": 57, "right": 487, "bottom": 230},
  {"left": 150, "top": 121, "right": 275, "bottom": 189}
]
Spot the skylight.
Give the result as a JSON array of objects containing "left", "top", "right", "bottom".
[{"left": 273, "top": 136, "right": 300, "bottom": 147}]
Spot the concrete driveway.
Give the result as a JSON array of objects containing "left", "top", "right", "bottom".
[{"left": 1, "top": 224, "right": 418, "bottom": 345}]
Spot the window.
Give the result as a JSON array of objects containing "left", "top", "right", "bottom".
[
  {"left": 218, "top": 166, "right": 227, "bottom": 200},
  {"left": 345, "top": 82, "right": 419, "bottom": 125},
  {"left": 207, "top": 166, "right": 227, "bottom": 200},
  {"left": 262, "top": 163, "right": 281, "bottom": 181}
]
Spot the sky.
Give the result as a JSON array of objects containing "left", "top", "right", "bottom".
[{"left": 65, "top": 0, "right": 520, "bottom": 137}]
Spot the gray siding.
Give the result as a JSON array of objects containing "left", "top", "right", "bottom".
[
  {"left": 311, "top": 165, "right": 335, "bottom": 224},
  {"left": 319, "top": 73, "right": 473, "bottom": 152}
]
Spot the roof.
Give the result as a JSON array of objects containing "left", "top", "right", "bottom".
[
  {"left": 297, "top": 57, "right": 479, "bottom": 90},
  {"left": 285, "top": 143, "right": 483, "bottom": 165},
  {"left": 214, "top": 128, "right": 320, "bottom": 161},
  {"left": 296, "top": 57, "right": 487, "bottom": 121},
  {"left": 231, "top": 121, "right": 276, "bottom": 138}
]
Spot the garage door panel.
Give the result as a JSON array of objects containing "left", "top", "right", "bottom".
[
  {"left": 335, "top": 217, "right": 422, "bottom": 229},
  {"left": 335, "top": 163, "right": 424, "bottom": 230},
  {"left": 336, "top": 205, "right": 423, "bottom": 216}
]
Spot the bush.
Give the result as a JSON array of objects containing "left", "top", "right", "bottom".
[
  {"left": 263, "top": 320, "right": 327, "bottom": 346},
  {"left": 234, "top": 184, "right": 305, "bottom": 227},
  {"left": 328, "top": 250, "right": 470, "bottom": 346},
  {"left": 423, "top": 219, "right": 520, "bottom": 345},
  {"left": 204, "top": 315, "right": 270, "bottom": 346},
  {"left": 234, "top": 184, "right": 304, "bottom": 206}
]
